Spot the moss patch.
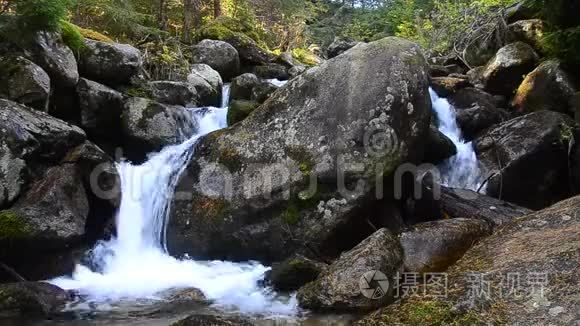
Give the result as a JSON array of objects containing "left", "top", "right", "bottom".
[
  {"left": 214, "top": 146, "right": 243, "bottom": 173},
  {"left": 0, "top": 210, "right": 30, "bottom": 240},
  {"left": 125, "top": 86, "right": 152, "bottom": 99},
  {"left": 359, "top": 298, "right": 483, "bottom": 326},
  {"left": 292, "top": 48, "right": 319, "bottom": 66},
  {"left": 286, "top": 146, "right": 315, "bottom": 176},
  {"left": 227, "top": 100, "right": 259, "bottom": 126},
  {"left": 77, "top": 26, "right": 113, "bottom": 43},
  {"left": 280, "top": 183, "right": 331, "bottom": 226},
  {"left": 59, "top": 20, "right": 86, "bottom": 52}
]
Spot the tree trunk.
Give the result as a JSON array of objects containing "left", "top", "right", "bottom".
[
  {"left": 213, "top": 0, "right": 222, "bottom": 18},
  {"left": 183, "top": 0, "right": 202, "bottom": 43},
  {"left": 157, "top": 0, "right": 168, "bottom": 30}
]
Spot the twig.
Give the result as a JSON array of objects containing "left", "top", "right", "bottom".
[
  {"left": 0, "top": 261, "right": 26, "bottom": 282},
  {"left": 366, "top": 218, "right": 378, "bottom": 232},
  {"left": 477, "top": 172, "right": 497, "bottom": 193}
]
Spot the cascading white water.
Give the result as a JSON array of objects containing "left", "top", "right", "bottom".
[
  {"left": 51, "top": 84, "right": 297, "bottom": 316},
  {"left": 429, "top": 88, "right": 484, "bottom": 191},
  {"left": 267, "top": 78, "right": 288, "bottom": 87}
]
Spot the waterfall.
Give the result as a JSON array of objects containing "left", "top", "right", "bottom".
[
  {"left": 51, "top": 84, "right": 297, "bottom": 315},
  {"left": 429, "top": 88, "right": 484, "bottom": 191}
]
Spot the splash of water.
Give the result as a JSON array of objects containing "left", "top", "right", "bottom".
[
  {"left": 267, "top": 78, "right": 288, "bottom": 87},
  {"left": 51, "top": 84, "right": 298, "bottom": 316},
  {"left": 429, "top": 88, "right": 485, "bottom": 191}
]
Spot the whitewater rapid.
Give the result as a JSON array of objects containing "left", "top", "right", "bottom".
[
  {"left": 429, "top": 88, "right": 484, "bottom": 191},
  {"left": 51, "top": 85, "right": 298, "bottom": 316}
]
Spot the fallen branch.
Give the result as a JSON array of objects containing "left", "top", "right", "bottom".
[{"left": 0, "top": 261, "right": 26, "bottom": 282}]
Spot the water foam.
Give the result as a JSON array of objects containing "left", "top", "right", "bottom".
[
  {"left": 429, "top": 88, "right": 485, "bottom": 191},
  {"left": 51, "top": 85, "right": 298, "bottom": 316}
]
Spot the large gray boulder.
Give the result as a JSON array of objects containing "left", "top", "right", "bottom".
[
  {"left": 0, "top": 164, "right": 89, "bottom": 248},
  {"left": 191, "top": 39, "right": 240, "bottom": 80},
  {"left": 79, "top": 40, "right": 142, "bottom": 86},
  {"left": 0, "top": 99, "right": 86, "bottom": 162},
  {"left": 253, "top": 63, "right": 289, "bottom": 80},
  {"left": 0, "top": 282, "right": 71, "bottom": 316},
  {"left": 24, "top": 31, "right": 79, "bottom": 88},
  {"left": 507, "top": 19, "right": 546, "bottom": 51},
  {"left": 512, "top": 60, "right": 577, "bottom": 116},
  {"left": 187, "top": 64, "right": 223, "bottom": 107},
  {"left": 147, "top": 81, "right": 197, "bottom": 106},
  {"left": 230, "top": 73, "right": 260, "bottom": 100},
  {"left": 77, "top": 78, "right": 124, "bottom": 139},
  {"left": 424, "top": 126, "right": 456, "bottom": 164},
  {"left": 356, "top": 195, "right": 579, "bottom": 325},
  {"left": 297, "top": 228, "right": 403, "bottom": 311},
  {"left": 166, "top": 37, "right": 431, "bottom": 263},
  {"left": 475, "top": 111, "right": 574, "bottom": 209},
  {"left": 121, "top": 98, "right": 195, "bottom": 157},
  {"left": 265, "top": 255, "right": 326, "bottom": 292},
  {"left": 251, "top": 80, "right": 279, "bottom": 103},
  {"left": 326, "top": 36, "right": 359, "bottom": 59},
  {"left": 0, "top": 56, "right": 50, "bottom": 111},
  {"left": 226, "top": 99, "right": 260, "bottom": 125},
  {"left": 448, "top": 88, "right": 509, "bottom": 141},
  {"left": 0, "top": 99, "right": 86, "bottom": 209},
  {"left": 400, "top": 218, "right": 492, "bottom": 273},
  {"left": 482, "top": 42, "right": 539, "bottom": 96}
]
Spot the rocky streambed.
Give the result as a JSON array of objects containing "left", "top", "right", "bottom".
[{"left": 1, "top": 3, "right": 579, "bottom": 324}]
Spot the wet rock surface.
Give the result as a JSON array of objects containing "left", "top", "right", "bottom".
[
  {"left": 79, "top": 40, "right": 142, "bottom": 86},
  {"left": 0, "top": 282, "right": 71, "bottom": 316},
  {"left": 297, "top": 228, "right": 403, "bottom": 311},
  {"left": 0, "top": 56, "right": 50, "bottom": 111},
  {"left": 475, "top": 111, "right": 574, "bottom": 209},
  {"left": 357, "top": 195, "right": 580, "bottom": 325}
]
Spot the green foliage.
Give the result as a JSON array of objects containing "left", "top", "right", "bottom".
[
  {"left": 71, "top": 0, "right": 163, "bottom": 41},
  {"left": 141, "top": 40, "right": 191, "bottom": 81},
  {"left": 11, "top": 0, "right": 75, "bottom": 33},
  {"left": 197, "top": 16, "right": 269, "bottom": 49},
  {"left": 525, "top": 0, "right": 580, "bottom": 67},
  {"left": 315, "top": 0, "right": 517, "bottom": 54},
  {"left": 59, "top": 20, "right": 86, "bottom": 52}
]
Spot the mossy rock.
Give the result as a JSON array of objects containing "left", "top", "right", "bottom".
[
  {"left": 292, "top": 48, "right": 321, "bottom": 66},
  {"left": 196, "top": 17, "right": 267, "bottom": 49},
  {"left": 59, "top": 20, "right": 86, "bottom": 52},
  {"left": 0, "top": 210, "right": 30, "bottom": 240},
  {"left": 77, "top": 26, "right": 113, "bottom": 43},
  {"left": 196, "top": 18, "right": 273, "bottom": 65},
  {"left": 265, "top": 255, "right": 324, "bottom": 291},
  {"left": 227, "top": 100, "right": 259, "bottom": 126}
]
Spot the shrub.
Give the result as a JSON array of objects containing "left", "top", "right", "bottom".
[
  {"left": 525, "top": 0, "right": 580, "bottom": 68},
  {"left": 12, "top": 0, "right": 74, "bottom": 33}
]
